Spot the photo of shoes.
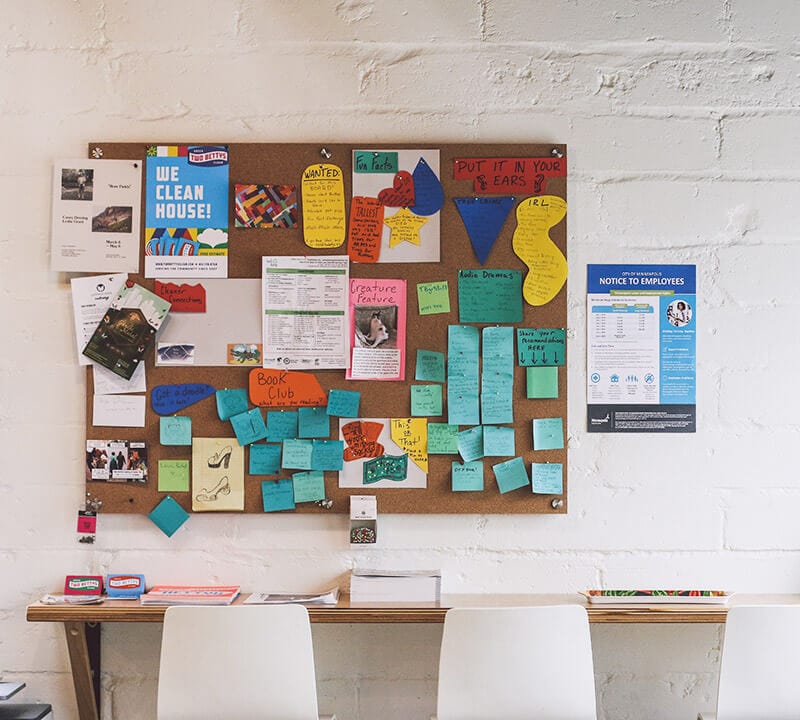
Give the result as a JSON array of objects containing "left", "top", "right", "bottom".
[
  {"left": 207, "top": 445, "right": 232, "bottom": 469},
  {"left": 192, "top": 438, "right": 244, "bottom": 512},
  {"left": 195, "top": 476, "right": 231, "bottom": 502}
]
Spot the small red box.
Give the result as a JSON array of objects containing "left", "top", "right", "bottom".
[{"left": 64, "top": 575, "right": 103, "bottom": 596}]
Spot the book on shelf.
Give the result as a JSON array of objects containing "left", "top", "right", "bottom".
[
  {"left": 244, "top": 587, "right": 340, "bottom": 605},
  {"left": 139, "top": 585, "right": 241, "bottom": 606},
  {"left": 350, "top": 569, "right": 441, "bottom": 603}
]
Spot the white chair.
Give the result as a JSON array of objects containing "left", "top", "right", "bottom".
[
  {"left": 698, "top": 605, "right": 800, "bottom": 720},
  {"left": 157, "top": 604, "right": 335, "bottom": 720},
  {"left": 434, "top": 605, "right": 597, "bottom": 720}
]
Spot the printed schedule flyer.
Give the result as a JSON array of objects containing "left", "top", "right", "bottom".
[{"left": 586, "top": 264, "right": 696, "bottom": 433}]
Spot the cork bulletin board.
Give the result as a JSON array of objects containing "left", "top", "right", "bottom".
[{"left": 85, "top": 142, "right": 568, "bottom": 514}]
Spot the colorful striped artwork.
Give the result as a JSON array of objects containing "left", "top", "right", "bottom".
[{"left": 234, "top": 184, "right": 298, "bottom": 228}]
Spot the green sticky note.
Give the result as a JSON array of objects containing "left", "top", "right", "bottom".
[
  {"left": 526, "top": 367, "right": 559, "bottom": 399},
  {"left": 411, "top": 385, "right": 443, "bottom": 416},
  {"left": 452, "top": 461, "right": 484, "bottom": 491},
  {"left": 457, "top": 269, "right": 522, "bottom": 323},
  {"left": 493, "top": 456, "right": 530, "bottom": 494},
  {"left": 415, "top": 349, "right": 445, "bottom": 382},
  {"left": 282, "top": 438, "right": 313, "bottom": 470},
  {"left": 417, "top": 281, "right": 451, "bottom": 315},
  {"left": 458, "top": 426, "right": 484, "bottom": 462},
  {"left": 292, "top": 470, "right": 326, "bottom": 503},
  {"left": 517, "top": 328, "right": 566, "bottom": 366},
  {"left": 483, "top": 426, "right": 515, "bottom": 457},
  {"left": 298, "top": 406, "right": 330, "bottom": 438},
  {"left": 354, "top": 150, "right": 398, "bottom": 174},
  {"left": 158, "top": 460, "right": 190, "bottom": 492},
  {"left": 533, "top": 417, "right": 564, "bottom": 450},
  {"left": 159, "top": 416, "right": 192, "bottom": 446},
  {"left": 532, "top": 463, "right": 563, "bottom": 494},
  {"left": 428, "top": 423, "right": 459, "bottom": 454}
]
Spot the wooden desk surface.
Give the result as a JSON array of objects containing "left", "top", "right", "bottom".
[{"left": 26, "top": 593, "right": 800, "bottom": 625}]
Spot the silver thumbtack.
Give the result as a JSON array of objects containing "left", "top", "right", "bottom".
[
  {"left": 551, "top": 148, "right": 564, "bottom": 158},
  {"left": 320, "top": 147, "right": 332, "bottom": 159},
  {"left": 86, "top": 493, "right": 103, "bottom": 513},
  {"left": 316, "top": 498, "right": 334, "bottom": 510},
  {"left": 551, "top": 498, "right": 564, "bottom": 509},
  {"left": 92, "top": 147, "right": 104, "bottom": 159}
]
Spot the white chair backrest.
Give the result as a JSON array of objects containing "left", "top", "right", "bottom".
[
  {"left": 716, "top": 605, "right": 800, "bottom": 720},
  {"left": 157, "top": 604, "right": 320, "bottom": 720},
  {"left": 436, "top": 605, "right": 597, "bottom": 720}
]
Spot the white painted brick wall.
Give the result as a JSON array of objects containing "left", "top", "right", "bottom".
[{"left": 2, "top": 1, "right": 798, "bottom": 718}]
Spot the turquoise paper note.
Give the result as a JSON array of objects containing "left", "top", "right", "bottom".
[
  {"left": 483, "top": 425, "right": 515, "bottom": 457},
  {"left": 457, "top": 426, "right": 484, "bottom": 462},
  {"left": 148, "top": 496, "right": 190, "bottom": 537},
  {"left": 262, "top": 479, "right": 296, "bottom": 512},
  {"left": 311, "top": 439, "right": 344, "bottom": 471},
  {"left": 532, "top": 463, "right": 563, "bottom": 494},
  {"left": 457, "top": 269, "right": 523, "bottom": 323},
  {"left": 452, "top": 461, "right": 484, "bottom": 491},
  {"left": 411, "top": 385, "right": 443, "bottom": 416},
  {"left": 517, "top": 328, "right": 566, "bottom": 366},
  {"left": 216, "top": 388, "right": 249, "bottom": 421},
  {"left": 428, "top": 423, "right": 459, "bottom": 454},
  {"left": 159, "top": 415, "right": 192, "bottom": 446},
  {"left": 298, "top": 406, "right": 330, "bottom": 438},
  {"left": 282, "top": 438, "right": 313, "bottom": 470},
  {"left": 230, "top": 408, "right": 268, "bottom": 446},
  {"left": 493, "top": 456, "right": 530, "bottom": 494},
  {"left": 526, "top": 366, "right": 559, "bottom": 399},
  {"left": 292, "top": 470, "right": 326, "bottom": 503},
  {"left": 481, "top": 326, "right": 514, "bottom": 424},
  {"left": 266, "top": 411, "right": 299, "bottom": 441},
  {"left": 533, "top": 417, "right": 564, "bottom": 450},
  {"left": 326, "top": 389, "right": 361, "bottom": 417},
  {"left": 415, "top": 349, "right": 445, "bottom": 383},
  {"left": 447, "top": 325, "right": 480, "bottom": 425},
  {"left": 249, "top": 443, "right": 282, "bottom": 475}
]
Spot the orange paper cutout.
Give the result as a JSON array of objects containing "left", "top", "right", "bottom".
[
  {"left": 347, "top": 196, "right": 385, "bottom": 263},
  {"left": 248, "top": 368, "right": 327, "bottom": 408},
  {"left": 342, "top": 420, "right": 385, "bottom": 461}
]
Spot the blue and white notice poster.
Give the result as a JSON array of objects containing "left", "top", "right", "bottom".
[
  {"left": 586, "top": 264, "right": 696, "bottom": 433},
  {"left": 144, "top": 145, "right": 229, "bottom": 278}
]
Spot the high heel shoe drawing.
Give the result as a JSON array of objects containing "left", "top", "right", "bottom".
[
  {"left": 196, "top": 476, "right": 231, "bottom": 502},
  {"left": 207, "top": 446, "right": 232, "bottom": 469}
]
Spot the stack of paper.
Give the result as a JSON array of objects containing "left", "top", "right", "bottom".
[
  {"left": 244, "top": 587, "right": 340, "bottom": 605},
  {"left": 139, "top": 585, "right": 241, "bottom": 605},
  {"left": 350, "top": 570, "right": 441, "bottom": 603}
]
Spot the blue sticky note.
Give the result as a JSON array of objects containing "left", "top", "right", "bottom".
[
  {"left": 452, "top": 461, "right": 484, "bottom": 491},
  {"left": 447, "top": 325, "right": 480, "bottom": 425},
  {"left": 483, "top": 426, "right": 515, "bottom": 457},
  {"left": 457, "top": 269, "right": 523, "bottom": 324},
  {"left": 159, "top": 415, "right": 192, "bottom": 446},
  {"left": 216, "top": 388, "right": 249, "bottom": 421},
  {"left": 457, "top": 426, "right": 484, "bottom": 462},
  {"left": 493, "top": 456, "right": 530, "bottom": 494},
  {"left": 453, "top": 196, "right": 515, "bottom": 265},
  {"left": 230, "top": 408, "right": 268, "bottom": 446},
  {"left": 517, "top": 328, "right": 566, "bottom": 366},
  {"left": 249, "top": 443, "right": 282, "bottom": 475},
  {"left": 411, "top": 385, "right": 443, "bottom": 416},
  {"left": 326, "top": 389, "right": 361, "bottom": 417},
  {"left": 261, "top": 479, "right": 295, "bottom": 512},
  {"left": 532, "top": 463, "right": 563, "bottom": 494},
  {"left": 415, "top": 349, "right": 445, "bottom": 383},
  {"left": 148, "top": 496, "right": 190, "bottom": 537},
  {"left": 298, "top": 406, "right": 330, "bottom": 438},
  {"left": 311, "top": 439, "right": 344, "bottom": 471},
  {"left": 266, "top": 411, "right": 299, "bottom": 441},
  {"left": 152, "top": 383, "right": 215, "bottom": 416},
  {"left": 481, "top": 326, "right": 514, "bottom": 425},
  {"left": 428, "top": 423, "right": 460, "bottom": 454},
  {"left": 282, "top": 439, "right": 314, "bottom": 470},
  {"left": 533, "top": 417, "right": 564, "bottom": 450},
  {"left": 292, "top": 470, "right": 326, "bottom": 503}
]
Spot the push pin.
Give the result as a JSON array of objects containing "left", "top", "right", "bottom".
[
  {"left": 85, "top": 493, "right": 103, "bottom": 513},
  {"left": 92, "top": 147, "right": 104, "bottom": 159},
  {"left": 550, "top": 147, "right": 564, "bottom": 158},
  {"left": 551, "top": 498, "right": 564, "bottom": 509},
  {"left": 319, "top": 147, "right": 332, "bottom": 160},
  {"left": 78, "top": 535, "right": 96, "bottom": 544},
  {"left": 316, "top": 498, "right": 334, "bottom": 510}
]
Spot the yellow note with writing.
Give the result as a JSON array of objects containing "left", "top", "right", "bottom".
[
  {"left": 390, "top": 417, "right": 428, "bottom": 473},
  {"left": 511, "top": 195, "right": 568, "bottom": 306},
  {"left": 301, "top": 163, "right": 346, "bottom": 248}
]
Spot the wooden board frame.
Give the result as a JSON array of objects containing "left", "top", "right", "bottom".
[{"left": 85, "top": 142, "right": 567, "bottom": 514}]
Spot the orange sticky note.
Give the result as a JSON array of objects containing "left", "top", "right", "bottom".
[
  {"left": 248, "top": 368, "right": 327, "bottom": 408},
  {"left": 348, "top": 196, "right": 384, "bottom": 263}
]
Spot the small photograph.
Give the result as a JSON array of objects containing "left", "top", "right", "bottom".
[
  {"left": 92, "top": 206, "right": 133, "bottom": 233},
  {"left": 353, "top": 304, "right": 398, "bottom": 349},
  {"left": 61, "top": 168, "right": 94, "bottom": 201},
  {"left": 86, "top": 440, "right": 109, "bottom": 481},
  {"left": 666, "top": 300, "right": 693, "bottom": 327},
  {"left": 111, "top": 441, "right": 147, "bottom": 483},
  {"left": 157, "top": 343, "right": 196, "bottom": 365}
]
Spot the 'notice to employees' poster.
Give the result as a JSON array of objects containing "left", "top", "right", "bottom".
[{"left": 587, "top": 264, "right": 696, "bottom": 433}]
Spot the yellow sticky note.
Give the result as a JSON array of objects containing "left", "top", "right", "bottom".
[
  {"left": 301, "top": 163, "right": 346, "bottom": 248},
  {"left": 511, "top": 195, "right": 568, "bottom": 306},
  {"left": 390, "top": 417, "right": 428, "bottom": 473},
  {"left": 384, "top": 207, "right": 428, "bottom": 248}
]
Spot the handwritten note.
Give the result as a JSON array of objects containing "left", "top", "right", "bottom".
[
  {"left": 517, "top": 328, "right": 565, "bottom": 366},
  {"left": 447, "top": 325, "right": 480, "bottom": 425},
  {"left": 415, "top": 349, "right": 445, "bottom": 383},
  {"left": 327, "top": 389, "right": 361, "bottom": 417},
  {"left": 411, "top": 385, "right": 443, "bottom": 416},
  {"left": 416, "top": 280, "right": 450, "bottom": 315},
  {"left": 292, "top": 470, "right": 326, "bottom": 503},
  {"left": 527, "top": 366, "right": 559, "bottom": 399},
  {"left": 152, "top": 383, "right": 215, "bottom": 415},
  {"left": 428, "top": 423, "right": 459, "bottom": 454},
  {"left": 282, "top": 439, "right": 314, "bottom": 470},
  {"left": 230, "top": 408, "right": 268, "bottom": 446},
  {"left": 532, "top": 463, "right": 563, "bottom": 494},
  {"left": 483, "top": 426, "right": 515, "bottom": 457},
  {"left": 216, "top": 388, "right": 249, "bottom": 421},
  {"left": 453, "top": 156, "right": 567, "bottom": 195},
  {"left": 347, "top": 196, "right": 385, "bottom": 263},
  {"left": 390, "top": 418, "right": 428, "bottom": 473},
  {"left": 301, "top": 163, "right": 345, "bottom": 249},
  {"left": 481, "top": 326, "right": 514, "bottom": 425},
  {"left": 93, "top": 394, "right": 146, "bottom": 427},
  {"left": 266, "top": 411, "right": 299, "bottom": 441},
  {"left": 262, "top": 479, "right": 296, "bottom": 512},
  {"left": 457, "top": 269, "right": 523, "bottom": 323},
  {"left": 248, "top": 368, "right": 327, "bottom": 408},
  {"left": 453, "top": 196, "right": 515, "bottom": 265},
  {"left": 159, "top": 415, "right": 192, "bottom": 446},
  {"left": 298, "top": 406, "right": 330, "bottom": 438},
  {"left": 249, "top": 443, "right": 282, "bottom": 475},
  {"left": 384, "top": 207, "right": 428, "bottom": 247},
  {"left": 154, "top": 280, "right": 206, "bottom": 312},
  {"left": 342, "top": 420, "right": 385, "bottom": 461},
  {"left": 158, "top": 460, "right": 190, "bottom": 492},
  {"left": 532, "top": 417, "right": 564, "bottom": 450},
  {"left": 310, "top": 439, "right": 345, "bottom": 471},
  {"left": 457, "top": 426, "right": 484, "bottom": 463},
  {"left": 492, "top": 456, "right": 530, "bottom": 494},
  {"left": 354, "top": 151, "right": 398, "bottom": 174},
  {"left": 452, "top": 461, "right": 484, "bottom": 491}
]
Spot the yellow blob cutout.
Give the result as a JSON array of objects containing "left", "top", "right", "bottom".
[
  {"left": 301, "top": 163, "right": 346, "bottom": 248},
  {"left": 512, "top": 196, "right": 568, "bottom": 306},
  {"left": 384, "top": 207, "right": 428, "bottom": 248},
  {"left": 390, "top": 417, "right": 428, "bottom": 473}
]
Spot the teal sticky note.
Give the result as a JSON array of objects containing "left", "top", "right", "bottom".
[
  {"left": 298, "top": 406, "right": 330, "bottom": 438},
  {"left": 452, "top": 461, "right": 484, "bottom": 491},
  {"left": 526, "top": 366, "right": 559, "bottom": 399},
  {"left": 158, "top": 460, "right": 190, "bottom": 492},
  {"left": 249, "top": 443, "right": 281, "bottom": 475},
  {"left": 326, "top": 389, "right": 360, "bottom": 417},
  {"left": 282, "top": 438, "right": 314, "bottom": 470},
  {"left": 354, "top": 150, "right": 398, "bottom": 174},
  {"left": 457, "top": 426, "right": 484, "bottom": 462},
  {"left": 311, "top": 439, "right": 344, "bottom": 471},
  {"left": 415, "top": 349, "right": 445, "bottom": 382},
  {"left": 532, "top": 463, "right": 563, "bottom": 494},
  {"left": 493, "top": 456, "right": 530, "bottom": 494},
  {"left": 411, "top": 385, "right": 443, "bottom": 416},
  {"left": 447, "top": 325, "right": 480, "bottom": 425},
  {"left": 292, "top": 470, "right": 326, "bottom": 503},
  {"left": 481, "top": 325, "right": 514, "bottom": 425},
  {"left": 428, "top": 423, "right": 459, "bottom": 454},
  {"left": 261, "top": 479, "right": 295, "bottom": 512},
  {"left": 216, "top": 388, "right": 249, "bottom": 421},
  {"left": 533, "top": 417, "right": 564, "bottom": 450},
  {"left": 230, "top": 408, "right": 268, "bottom": 446},
  {"left": 516, "top": 328, "right": 566, "bottom": 366},
  {"left": 159, "top": 415, "right": 192, "bottom": 446},
  {"left": 266, "top": 411, "right": 299, "bottom": 441},
  {"left": 148, "top": 496, "right": 189, "bottom": 537},
  {"left": 417, "top": 281, "right": 450, "bottom": 315},
  {"left": 483, "top": 426, "right": 515, "bottom": 457},
  {"left": 457, "top": 269, "right": 523, "bottom": 323}
]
